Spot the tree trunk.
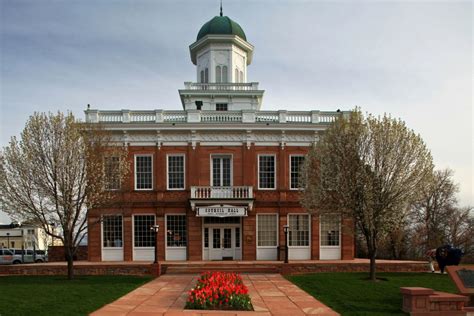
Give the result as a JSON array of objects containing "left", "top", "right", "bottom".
[
  {"left": 369, "top": 252, "right": 376, "bottom": 281},
  {"left": 66, "top": 247, "right": 74, "bottom": 280},
  {"left": 66, "top": 250, "right": 74, "bottom": 280}
]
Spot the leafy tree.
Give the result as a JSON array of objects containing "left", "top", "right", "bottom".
[
  {"left": 301, "top": 109, "right": 433, "bottom": 280},
  {"left": 0, "top": 112, "right": 129, "bottom": 279}
]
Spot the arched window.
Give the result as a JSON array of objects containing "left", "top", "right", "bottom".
[
  {"left": 222, "top": 66, "right": 228, "bottom": 83},
  {"left": 216, "top": 66, "right": 221, "bottom": 83},
  {"left": 205, "top": 68, "right": 209, "bottom": 83},
  {"left": 239, "top": 71, "right": 244, "bottom": 83},
  {"left": 235, "top": 69, "right": 239, "bottom": 83},
  {"left": 200, "top": 70, "right": 204, "bottom": 83}
]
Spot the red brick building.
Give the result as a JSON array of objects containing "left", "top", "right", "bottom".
[{"left": 85, "top": 13, "right": 354, "bottom": 262}]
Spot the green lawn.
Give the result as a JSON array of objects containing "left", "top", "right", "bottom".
[
  {"left": 0, "top": 275, "right": 152, "bottom": 316},
  {"left": 287, "top": 272, "right": 457, "bottom": 316}
]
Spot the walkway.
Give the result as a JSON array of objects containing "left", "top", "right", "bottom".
[{"left": 90, "top": 274, "right": 339, "bottom": 316}]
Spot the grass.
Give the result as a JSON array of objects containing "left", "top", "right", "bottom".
[
  {"left": 0, "top": 275, "right": 152, "bottom": 316},
  {"left": 287, "top": 272, "right": 458, "bottom": 316}
]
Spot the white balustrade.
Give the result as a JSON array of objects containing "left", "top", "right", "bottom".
[
  {"left": 256, "top": 112, "right": 279, "bottom": 123},
  {"left": 87, "top": 109, "right": 344, "bottom": 124},
  {"left": 287, "top": 111, "right": 312, "bottom": 123},
  {"left": 201, "top": 111, "right": 242, "bottom": 123},
  {"left": 130, "top": 112, "right": 155, "bottom": 123},
  {"left": 191, "top": 186, "right": 253, "bottom": 199},
  {"left": 319, "top": 112, "right": 339, "bottom": 123},
  {"left": 163, "top": 111, "right": 186, "bottom": 122},
  {"left": 185, "top": 82, "right": 259, "bottom": 91},
  {"left": 98, "top": 111, "right": 122, "bottom": 123}
]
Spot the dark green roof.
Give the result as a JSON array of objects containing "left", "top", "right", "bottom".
[{"left": 197, "top": 16, "right": 247, "bottom": 41}]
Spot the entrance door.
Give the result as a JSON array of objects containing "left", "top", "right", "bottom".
[{"left": 210, "top": 227, "right": 234, "bottom": 260}]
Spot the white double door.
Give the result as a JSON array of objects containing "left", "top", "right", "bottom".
[{"left": 209, "top": 227, "right": 236, "bottom": 260}]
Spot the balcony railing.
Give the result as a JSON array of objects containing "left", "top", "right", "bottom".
[
  {"left": 85, "top": 109, "right": 346, "bottom": 124},
  {"left": 190, "top": 186, "right": 253, "bottom": 199},
  {"left": 183, "top": 82, "right": 260, "bottom": 91}
]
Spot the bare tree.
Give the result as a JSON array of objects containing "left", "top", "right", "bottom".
[
  {"left": 411, "top": 169, "right": 459, "bottom": 250},
  {"left": 0, "top": 112, "right": 128, "bottom": 279},
  {"left": 301, "top": 109, "right": 433, "bottom": 281},
  {"left": 445, "top": 206, "right": 474, "bottom": 253}
]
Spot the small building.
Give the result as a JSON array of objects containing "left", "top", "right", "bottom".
[
  {"left": 85, "top": 12, "right": 355, "bottom": 262},
  {"left": 0, "top": 222, "right": 52, "bottom": 250}
]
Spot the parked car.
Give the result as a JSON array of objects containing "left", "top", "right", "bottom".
[
  {"left": 10, "top": 249, "right": 48, "bottom": 264},
  {"left": 0, "top": 248, "right": 14, "bottom": 265}
]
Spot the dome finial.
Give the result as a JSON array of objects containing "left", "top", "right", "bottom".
[{"left": 220, "top": 0, "right": 223, "bottom": 16}]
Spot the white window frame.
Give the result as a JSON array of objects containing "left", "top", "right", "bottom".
[
  {"left": 132, "top": 214, "right": 156, "bottom": 249},
  {"left": 289, "top": 154, "right": 305, "bottom": 191},
  {"left": 165, "top": 214, "right": 187, "bottom": 249},
  {"left": 258, "top": 154, "right": 277, "bottom": 190},
  {"left": 210, "top": 154, "right": 233, "bottom": 187},
  {"left": 101, "top": 214, "right": 124, "bottom": 249},
  {"left": 319, "top": 214, "right": 341, "bottom": 248},
  {"left": 134, "top": 154, "right": 153, "bottom": 191},
  {"left": 256, "top": 214, "right": 279, "bottom": 248},
  {"left": 166, "top": 154, "right": 186, "bottom": 190},
  {"left": 287, "top": 213, "right": 311, "bottom": 248}
]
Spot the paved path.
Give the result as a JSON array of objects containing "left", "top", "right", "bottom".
[{"left": 91, "top": 274, "right": 339, "bottom": 316}]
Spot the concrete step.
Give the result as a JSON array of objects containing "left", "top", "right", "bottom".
[{"left": 162, "top": 264, "right": 280, "bottom": 274}]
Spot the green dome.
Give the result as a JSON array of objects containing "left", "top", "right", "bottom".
[{"left": 197, "top": 16, "right": 247, "bottom": 41}]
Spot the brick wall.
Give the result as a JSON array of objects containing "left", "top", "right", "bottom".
[
  {"left": 87, "top": 144, "right": 356, "bottom": 261},
  {"left": 48, "top": 246, "right": 88, "bottom": 262}
]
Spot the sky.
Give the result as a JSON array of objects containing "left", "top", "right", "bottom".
[{"left": 0, "top": 0, "right": 472, "bottom": 223}]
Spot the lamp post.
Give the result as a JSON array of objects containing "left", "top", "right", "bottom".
[
  {"left": 150, "top": 225, "right": 160, "bottom": 264},
  {"left": 283, "top": 225, "right": 289, "bottom": 264},
  {"left": 6, "top": 233, "right": 10, "bottom": 248},
  {"left": 49, "top": 222, "right": 56, "bottom": 246}
]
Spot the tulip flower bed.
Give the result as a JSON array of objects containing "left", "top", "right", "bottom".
[{"left": 185, "top": 271, "right": 253, "bottom": 311}]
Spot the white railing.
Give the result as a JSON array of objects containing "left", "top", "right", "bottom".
[
  {"left": 98, "top": 111, "right": 122, "bottom": 123},
  {"left": 287, "top": 111, "right": 312, "bottom": 123},
  {"left": 183, "top": 82, "right": 259, "bottom": 91},
  {"left": 191, "top": 186, "right": 253, "bottom": 199},
  {"left": 256, "top": 111, "right": 279, "bottom": 123},
  {"left": 201, "top": 111, "right": 242, "bottom": 123},
  {"left": 130, "top": 111, "right": 155, "bottom": 123},
  {"left": 87, "top": 109, "right": 345, "bottom": 124},
  {"left": 163, "top": 111, "right": 186, "bottom": 122}
]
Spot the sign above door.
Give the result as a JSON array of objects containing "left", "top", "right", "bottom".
[{"left": 196, "top": 205, "right": 248, "bottom": 217}]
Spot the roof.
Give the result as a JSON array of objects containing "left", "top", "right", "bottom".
[{"left": 196, "top": 16, "right": 247, "bottom": 41}]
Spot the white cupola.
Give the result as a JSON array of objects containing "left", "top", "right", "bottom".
[{"left": 178, "top": 9, "right": 264, "bottom": 111}]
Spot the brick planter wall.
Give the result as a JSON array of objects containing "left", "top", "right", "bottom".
[
  {"left": 280, "top": 261, "right": 429, "bottom": 275},
  {"left": 0, "top": 263, "right": 155, "bottom": 276}
]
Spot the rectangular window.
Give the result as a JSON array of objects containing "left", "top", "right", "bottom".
[
  {"left": 258, "top": 155, "right": 276, "bottom": 189},
  {"left": 204, "top": 227, "right": 209, "bottom": 248},
  {"left": 235, "top": 227, "right": 240, "bottom": 248},
  {"left": 320, "top": 214, "right": 340, "bottom": 246},
  {"left": 167, "top": 155, "right": 185, "bottom": 190},
  {"left": 212, "top": 156, "right": 231, "bottom": 187},
  {"left": 288, "top": 214, "right": 310, "bottom": 247},
  {"left": 166, "top": 215, "right": 187, "bottom": 247},
  {"left": 290, "top": 156, "right": 305, "bottom": 189},
  {"left": 105, "top": 156, "right": 121, "bottom": 190},
  {"left": 257, "top": 214, "right": 278, "bottom": 247},
  {"left": 102, "top": 215, "right": 123, "bottom": 248},
  {"left": 135, "top": 155, "right": 153, "bottom": 190},
  {"left": 216, "top": 103, "right": 228, "bottom": 111},
  {"left": 134, "top": 215, "right": 155, "bottom": 248}
]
